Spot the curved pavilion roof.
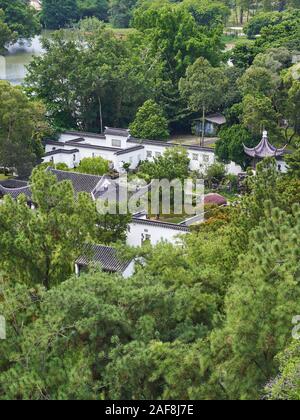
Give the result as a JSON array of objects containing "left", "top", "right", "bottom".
[
  {"left": 0, "top": 184, "right": 31, "bottom": 200},
  {"left": 244, "top": 131, "right": 287, "bottom": 159}
]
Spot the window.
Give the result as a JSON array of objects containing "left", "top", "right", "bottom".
[
  {"left": 52, "top": 147, "right": 56, "bottom": 151},
  {"left": 142, "top": 233, "right": 151, "bottom": 244},
  {"left": 112, "top": 139, "right": 122, "bottom": 148},
  {"left": 203, "top": 154, "right": 210, "bottom": 163},
  {"left": 73, "top": 154, "right": 76, "bottom": 162},
  {"left": 147, "top": 151, "right": 153, "bottom": 158},
  {"left": 192, "top": 154, "right": 198, "bottom": 161}
]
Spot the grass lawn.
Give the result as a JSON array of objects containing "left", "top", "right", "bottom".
[
  {"left": 148, "top": 212, "right": 188, "bottom": 224},
  {"left": 0, "top": 174, "right": 8, "bottom": 181},
  {"left": 105, "top": 25, "right": 136, "bottom": 39}
]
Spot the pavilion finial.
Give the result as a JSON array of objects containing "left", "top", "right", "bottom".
[{"left": 262, "top": 130, "right": 268, "bottom": 138}]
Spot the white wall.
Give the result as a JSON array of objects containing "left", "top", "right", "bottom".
[
  {"left": 105, "top": 134, "right": 129, "bottom": 150},
  {"left": 43, "top": 152, "right": 79, "bottom": 168},
  {"left": 115, "top": 149, "right": 146, "bottom": 172},
  {"left": 60, "top": 133, "right": 108, "bottom": 148},
  {"left": 45, "top": 132, "right": 244, "bottom": 176},
  {"left": 187, "top": 151, "right": 216, "bottom": 172},
  {"left": 44, "top": 144, "right": 117, "bottom": 168},
  {"left": 277, "top": 159, "right": 288, "bottom": 174},
  {"left": 226, "top": 161, "right": 243, "bottom": 175},
  {"left": 127, "top": 221, "right": 188, "bottom": 247},
  {"left": 122, "top": 260, "right": 136, "bottom": 278},
  {"left": 75, "top": 146, "right": 116, "bottom": 164},
  {"left": 142, "top": 143, "right": 216, "bottom": 173}
]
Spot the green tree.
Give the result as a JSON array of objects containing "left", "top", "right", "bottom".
[
  {"left": 210, "top": 202, "right": 300, "bottom": 399},
  {"left": 0, "top": 239, "right": 219, "bottom": 399},
  {"left": 133, "top": 4, "right": 223, "bottom": 82},
  {"left": 0, "top": 169, "right": 96, "bottom": 289},
  {"left": 108, "top": 0, "right": 137, "bottom": 28},
  {"left": 285, "top": 147, "right": 300, "bottom": 178},
  {"left": 0, "top": 0, "right": 40, "bottom": 48},
  {"left": 139, "top": 146, "right": 190, "bottom": 181},
  {"left": 179, "top": 57, "right": 228, "bottom": 145},
  {"left": 0, "top": 9, "right": 12, "bottom": 51},
  {"left": 25, "top": 28, "right": 156, "bottom": 131},
  {"left": 129, "top": 100, "right": 169, "bottom": 140},
  {"left": 41, "top": 0, "right": 79, "bottom": 29},
  {"left": 95, "top": 206, "right": 131, "bottom": 243},
  {"left": 216, "top": 125, "right": 258, "bottom": 169},
  {"left": 238, "top": 66, "right": 277, "bottom": 97},
  {"left": 77, "top": 0, "right": 108, "bottom": 21},
  {"left": 265, "top": 340, "right": 300, "bottom": 400},
  {"left": 205, "top": 162, "right": 226, "bottom": 188},
  {"left": 0, "top": 81, "right": 50, "bottom": 178},
  {"left": 244, "top": 11, "right": 282, "bottom": 39},
  {"left": 242, "top": 94, "right": 279, "bottom": 138},
  {"left": 287, "top": 81, "right": 300, "bottom": 136},
  {"left": 76, "top": 156, "right": 110, "bottom": 175}
]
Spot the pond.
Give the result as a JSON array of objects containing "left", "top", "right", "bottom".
[{"left": 0, "top": 31, "right": 52, "bottom": 85}]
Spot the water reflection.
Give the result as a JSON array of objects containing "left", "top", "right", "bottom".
[{"left": 0, "top": 34, "right": 46, "bottom": 85}]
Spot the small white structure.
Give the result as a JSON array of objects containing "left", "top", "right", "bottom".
[
  {"left": 43, "top": 127, "right": 240, "bottom": 175},
  {"left": 127, "top": 213, "right": 191, "bottom": 247}
]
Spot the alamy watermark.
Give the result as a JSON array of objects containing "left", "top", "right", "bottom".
[
  {"left": 0, "top": 315, "right": 6, "bottom": 340},
  {"left": 95, "top": 175, "right": 205, "bottom": 218}
]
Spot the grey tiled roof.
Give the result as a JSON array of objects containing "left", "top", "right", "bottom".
[
  {"left": 0, "top": 184, "right": 32, "bottom": 200},
  {"left": 66, "top": 142, "right": 122, "bottom": 152},
  {"left": 64, "top": 131, "right": 106, "bottom": 139},
  {"left": 244, "top": 132, "right": 287, "bottom": 158},
  {"left": 0, "top": 169, "right": 104, "bottom": 201},
  {"left": 44, "top": 148, "right": 79, "bottom": 157},
  {"left": 65, "top": 138, "right": 85, "bottom": 143},
  {"left": 43, "top": 139, "right": 63, "bottom": 146},
  {"left": 205, "top": 113, "right": 226, "bottom": 125},
  {"left": 104, "top": 127, "right": 130, "bottom": 137},
  {"left": 131, "top": 217, "right": 190, "bottom": 232},
  {"left": 76, "top": 244, "right": 132, "bottom": 273},
  {"left": 128, "top": 137, "right": 215, "bottom": 153},
  {"left": 47, "top": 168, "right": 103, "bottom": 195},
  {"left": 115, "top": 145, "right": 145, "bottom": 156},
  {"left": 0, "top": 179, "right": 28, "bottom": 188}
]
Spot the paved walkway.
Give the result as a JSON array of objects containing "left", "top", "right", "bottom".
[{"left": 168, "top": 134, "right": 219, "bottom": 148}]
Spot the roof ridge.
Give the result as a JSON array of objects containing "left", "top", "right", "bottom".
[{"left": 48, "top": 167, "right": 103, "bottom": 179}]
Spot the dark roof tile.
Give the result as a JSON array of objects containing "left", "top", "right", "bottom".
[
  {"left": 76, "top": 244, "right": 132, "bottom": 273},
  {"left": 44, "top": 148, "right": 79, "bottom": 157},
  {"left": 131, "top": 217, "right": 190, "bottom": 232},
  {"left": 128, "top": 138, "right": 215, "bottom": 153},
  {"left": 47, "top": 168, "right": 103, "bottom": 195},
  {"left": 104, "top": 127, "right": 130, "bottom": 137}
]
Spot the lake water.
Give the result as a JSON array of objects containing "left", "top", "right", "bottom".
[{"left": 0, "top": 31, "right": 51, "bottom": 85}]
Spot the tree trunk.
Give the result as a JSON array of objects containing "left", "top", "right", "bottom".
[
  {"left": 240, "top": 8, "right": 244, "bottom": 25},
  {"left": 201, "top": 105, "right": 206, "bottom": 147},
  {"left": 98, "top": 95, "right": 103, "bottom": 134}
]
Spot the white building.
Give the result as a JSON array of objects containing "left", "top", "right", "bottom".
[
  {"left": 43, "top": 127, "right": 242, "bottom": 175},
  {"left": 127, "top": 216, "right": 190, "bottom": 247}
]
